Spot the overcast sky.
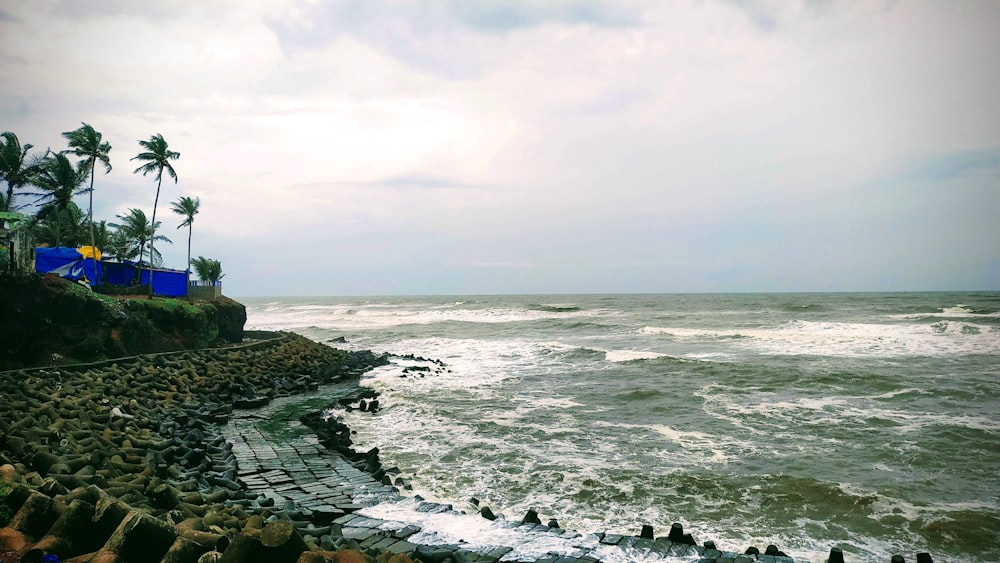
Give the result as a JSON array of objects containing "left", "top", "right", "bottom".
[{"left": 2, "top": 0, "right": 998, "bottom": 296}]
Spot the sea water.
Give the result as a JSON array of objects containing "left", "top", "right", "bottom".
[{"left": 244, "top": 293, "right": 1000, "bottom": 562}]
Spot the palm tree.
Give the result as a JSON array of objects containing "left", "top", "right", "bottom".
[
  {"left": 131, "top": 133, "right": 179, "bottom": 296},
  {"left": 105, "top": 229, "right": 133, "bottom": 263},
  {"left": 27, "top": 152, "right": 88, "bottom": 247},
  {"left": 0, "top": 131, "right": 42, "bottom": 227},
  {"left": 62, "top": 123, "right": 111, "bottom": 278},
  {"left": 109, "top": 208, "right": 171, "bottom": 266},
  {"left": 170, "top": 195, "right": 199, "bottom": 285},
  {"left": 91, "top": 219, "right": 111, "bottom": 253},
  {"left": 29, "top": 204, "right": 88, "bottom": 247},
  {"left": 190, "top": 256, "right": 223, "bottom": 284}
]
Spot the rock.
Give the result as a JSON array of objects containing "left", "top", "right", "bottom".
[
  {"left": 480, "top": 507, "right": 496, "bottom": 521},
  {"left": 90, "top": 510, "right": 179, "bottom": 562},
  {"left": 522, "top": 508, "right": 542, "bottom": 525}
]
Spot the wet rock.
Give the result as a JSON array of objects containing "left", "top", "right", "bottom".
[{"left": 522, "top": 508, "right": 542, "bottom": 525}]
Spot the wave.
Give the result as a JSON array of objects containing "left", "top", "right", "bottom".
[
  {"left": 888, "top": 304, "right": 1000, "bottom": 320},
  {"left": 602, "top": 349, "right": 668, "bottom": 362},
  {"left": 640, "top": 326, "right": 749, "bottom": 339},
  {"left": 643, "top": 319, "right": 1000, "bottom": 357},
  {"left": 529, "top": 303, "right": 583, "bottom": 313}
]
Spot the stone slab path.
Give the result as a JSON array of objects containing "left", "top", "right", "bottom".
[{"left": 221, "top": 385, "right": 797, "bottom": 563}]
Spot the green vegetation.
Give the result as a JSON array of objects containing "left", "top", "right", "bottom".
[
  {"left": 191, "top": 255, "right": 224, "bottom": 284},
  {"left": 1, "top": 125, "right": 216, "bottom": 290},
  {"left": 108, "top": 208, "right": 171, "bottom": 265}
]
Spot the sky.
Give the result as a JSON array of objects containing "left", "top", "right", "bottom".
[{"left": 2, "top": 0, "right": 998, "bottom": 296}]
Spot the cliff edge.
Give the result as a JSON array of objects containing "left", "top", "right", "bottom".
[{"left": 0, "top": 273, "right": 246, "bottom": 370}]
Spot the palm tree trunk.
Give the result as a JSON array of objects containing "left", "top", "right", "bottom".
[
  {"left": 148, "top": 175, "right": 162, "bottom": 298},
  {"left": 186, "top": 224, "right": 192, "bottom": 289},
  {"left": 88, "top": 165, "right": 97, "bottom": 286}
]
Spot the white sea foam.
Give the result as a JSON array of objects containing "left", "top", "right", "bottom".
[
  {"left": 888, "top": 304, "right": 1000, "bottom": 319},
  {"left": 602, "top": 349, "right": 668, "bottom": 362},
  {"left": 248, "top": 300, "right": 597, "bottom": 333},
  {"left": 696, "top": 384, "right": 1000, "bottom": 437},
  {"left": 358, "top": 498, "right": 618, "bottom": 562},
  {"left": 642, "top": 318, "right": 1000, "bottom": 357}
]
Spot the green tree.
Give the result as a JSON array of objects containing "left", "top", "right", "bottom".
[
  {"left": 105, "top": 229, "right": 133, "bottom": 263},
  {"left": 91, "top": 219, "right": 111, "bottom": 253},
  {"left": 170, "top": 195, "right": 199, "bottom": 285},
  {"left": 62, "top": 123, "right": 111, "bottom": 274},
  {"left": 29, "top": 205, "right": 90, "bottom": 247},
  {"left": 190, "top": 256, "right": 223, "bottom": 284},
  {"left": 131, "top": 133, "right": 179, "bottom": 296},
  {"left": 0, "top": 131, "right": 42, "bottom": 227},
  {"left": 27, "top": 152, "right": 88, "bottom": 247},
  {"left": 109, "top": 208, "right": 171, "bottom": 266}
]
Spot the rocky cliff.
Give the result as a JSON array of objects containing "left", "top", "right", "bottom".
[{"left": 0, "top": 273, "right": 246, "bottom": 371}]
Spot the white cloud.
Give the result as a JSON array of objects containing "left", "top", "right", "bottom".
[{"left": 2, "top": 0, "right": 998, "bottom": 294}]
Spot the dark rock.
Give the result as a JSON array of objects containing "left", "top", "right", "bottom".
[
  {"left": 766, "top": 544, "right": 787, "bottom": 556},
  {"left": 640, "top": 524, "right": 654, "bottom": 539},
  {"left": 522, "top": 508, "right": 542, "bottom": 525},
  {"left": 480, "top": 506, "right": 497, "bottom": 521},
  {"left": 667, "top": 522, "right": 686, "bottom": 543}
]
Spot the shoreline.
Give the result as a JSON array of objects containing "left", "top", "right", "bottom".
[{"left": 0, "top": 332, "right": 929, "bottom": 562}]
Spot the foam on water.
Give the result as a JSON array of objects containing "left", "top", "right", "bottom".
[
  {"left": 245, "top": 293, "right": 1000, "bottom": 562},
  {"left": 356, "top": 498, "right": 688, "bottom": 563},
  {"left": 641, "top": 318, "right": 1000, "bottom": 357},
  {"left": 602, "top": 349, "right": 668, "bottom": 362},
  {"left": 888, "top": 304, "right": 1000, "bottom": 319},
  {"left": 248, "top": 300, "right": 597, "bottom": 332}
]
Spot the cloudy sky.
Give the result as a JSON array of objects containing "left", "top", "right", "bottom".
[{"left": 2, "top": 0, "right": 998, "bottom": 296}]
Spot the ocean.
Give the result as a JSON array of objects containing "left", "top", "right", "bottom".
[{"left": 244, "top": 292, "right": 1000, "bottom": 562}]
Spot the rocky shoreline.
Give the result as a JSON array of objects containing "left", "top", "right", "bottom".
[
  {"left": 0, "top": 331, "right": 393, "bottom": 562},
  {"left": 0, "top": 332, "right": 931, "bottom": 563}
]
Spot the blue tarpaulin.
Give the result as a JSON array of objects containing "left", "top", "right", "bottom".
[
  {"left": 102, "top": 261, "right": 138, "bottom": 286},
  {"left": 101, "top": 261, "right": 188, "bottom": 297},
  {"left": 35, "top": 247, "right": 101, "bottom": 283},
  {"left": 141, "top": 267, "right": 188, "bottom": 297}
]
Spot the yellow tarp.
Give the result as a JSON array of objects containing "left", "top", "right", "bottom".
[{"left": 78, "top": 246, "right": 102, "bottom": 260}]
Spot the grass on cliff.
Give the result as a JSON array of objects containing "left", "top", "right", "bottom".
[{"left": 57, "top": 277, "right": 204, "bottom": 316}]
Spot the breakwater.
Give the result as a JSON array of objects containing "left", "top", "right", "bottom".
[{"left": 0, "top": 331, "right": 934, "bottom": 562}]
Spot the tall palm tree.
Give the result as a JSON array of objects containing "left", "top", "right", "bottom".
[
  {"left": 109, "top": 207, "right": 171, "bottom": 265},
  {"left": 27, "top": 152, "right": 89, "bottom": 247},
  {"left": 62, "top": 123, "right": 111, "bottom": 278},
  {"left": 131, "top": 134, "right": 179, "bottom": 297},
  {"left": 170, "top": 195, "right": 199, "bottom": 285},
  {"left": 0, "top": 131, "right": 42, "bottom": 227}
]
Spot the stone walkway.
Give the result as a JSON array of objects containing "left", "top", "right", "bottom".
[{"left": 220, "top": 384, "right": 798, "bottom": 563}]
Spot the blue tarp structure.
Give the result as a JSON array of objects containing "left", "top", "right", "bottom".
[
  {"left": 35, "top": 247, "right": 101, "bottom": 283},
  {"left": 141, "top": 266, "right": 188, "bottom": 297},
  {"left": 102, "top": 260, "right": 188, "bottom": 297},
  {"left": 102, "top": 261, "right": 137, "bottom": 286}
]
